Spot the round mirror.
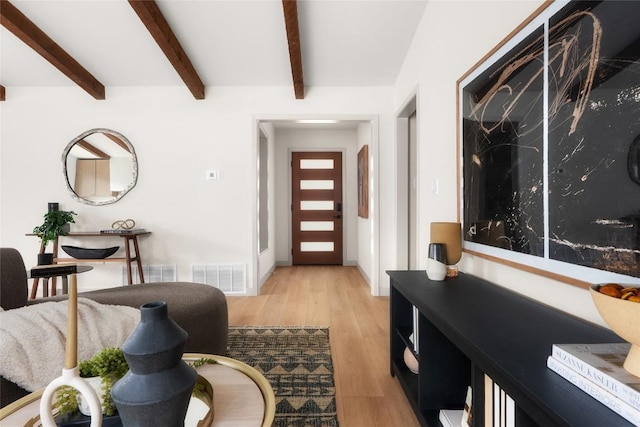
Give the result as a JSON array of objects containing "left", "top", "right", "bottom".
[{"left": 62, "top": 128, "right": 138, "bottom": 206}]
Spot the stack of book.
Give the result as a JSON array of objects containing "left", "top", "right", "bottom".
[
  {"left": 547, "top": 343, "right": 640, "bottom": 426},
  {"left": 99, "top": 228, "right": 146, "bottom": 234},
  {"left": 438, "top": 386, "right": 472, "bottom": 427},
  {"left": 439, "top": 409, "right": 463, "bottom": 427},
  {"left": 484, "top": 376, "right": 515, "bottom": 427}
]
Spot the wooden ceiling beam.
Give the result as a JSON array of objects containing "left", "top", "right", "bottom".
[
  {"left": 0, "top": 85, "right": 5, "bottom": 101},
  {"left": 104, "top": 132, "right": 131, "bottom": 153},
  {"left": 0, "top": 0, "right": 105, "bottom": 99},
  {"left": 77, "top": 140, "right": 110, "bottom": 159},
  {"left": 128, "top": 0, "right": 205, "bottom": 100},
  {"left": 282, "top": 0, "right": 305, "bottom": 99}
]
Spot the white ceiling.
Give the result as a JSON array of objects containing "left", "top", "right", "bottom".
[{"left": 1, "top": 0, "right": 428, "bottom": 91}]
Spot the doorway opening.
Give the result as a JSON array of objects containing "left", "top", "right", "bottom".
[
  {"left": 254, "top": 117, "right": 379, "bottom": 295},
  {"left": 397, "top": 93, "right": 418, "bottom": 269}
]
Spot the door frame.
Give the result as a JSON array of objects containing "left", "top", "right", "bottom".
[
  {"left": 396, "top": 89, "right": 419, "bottom": 270},
  {"left": 251, "top": 115, "right": 380, "bottom": 295}
]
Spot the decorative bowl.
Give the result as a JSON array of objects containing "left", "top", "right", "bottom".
[
  {"left": 590, "top": 283, "right": 640, "bottom": 377},
  {"left": 61, "top": 245, "right": 119, "bottom": 259},
  {"left": 403, "top": 347, "right": 419, "bottom": 374}
]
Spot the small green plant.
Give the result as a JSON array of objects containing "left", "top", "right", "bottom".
[
  {"left": 56, "top": 351, "right": 214, "bottom": 416},
  {"left": 56, "top": 347, "right": 128, "bottom": 416},
  {"left": 33, "top": 210, "right": 77, "bottom": 249},
  {"left": 189, "top": 357, "right": 218, "bottom": 369},
  {"left": 188, "top": 358, "right": 217, "bottom": 398}
]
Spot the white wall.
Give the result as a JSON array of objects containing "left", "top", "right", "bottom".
[
  {"left": 393, "top": 0, "right": 607, "bottom": 325},
  {"left": 1, "top": 86, "right": 393, "bottom": 296}
]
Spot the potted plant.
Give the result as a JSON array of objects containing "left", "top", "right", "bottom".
[
  {"left": 56, "top": 348, "right": 212, "bottom": 419},
  {"left": 32, "top": 209, "right": 77, "bottom": 264}
]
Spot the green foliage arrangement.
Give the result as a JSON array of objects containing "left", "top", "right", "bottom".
[
  {"left": 189, "top": 358, "right": 218, "bottom": 398},
  {"left": 188, "top": 357, "right": 218, "bottom": 369},
  {"left": 32, "top": 210, "right": 77, "bottom": 249},
  {"left": 56, "top": 347, "right": 128, "bottom": 416},
  {"left": 56, "top": 352, "right": 215, "bottom": 416}
]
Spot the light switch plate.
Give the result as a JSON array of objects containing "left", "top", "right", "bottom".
[{"left": 206, "top": 170, "right": 220, "bottom": 180}]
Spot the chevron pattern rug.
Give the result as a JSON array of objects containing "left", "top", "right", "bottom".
[{"left": 227, "top": 327, "right": 338, "bottom": 427}]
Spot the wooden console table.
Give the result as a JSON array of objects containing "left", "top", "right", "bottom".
[
  {"left": 28, "top": 231, "right": 151, "bottom": 299},
  {"left": 388, "top": 270, "right": 630, "bottom": 427}
]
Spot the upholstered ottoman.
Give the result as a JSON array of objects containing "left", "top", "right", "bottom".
[{"left": 65, "top": 282, "right": 229, "bottom": 355}]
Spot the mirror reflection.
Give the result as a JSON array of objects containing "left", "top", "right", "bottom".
[{"left": 62, "top": 129, "right": 138, "bottom": 205}]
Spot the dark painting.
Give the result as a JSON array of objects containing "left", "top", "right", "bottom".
[{"left": 462, "top": 1, "right": 640, "bottom": 278}]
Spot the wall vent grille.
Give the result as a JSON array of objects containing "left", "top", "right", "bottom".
[
  {"left": 192, "top": 264, "right": 246, "bottom": 294},
  {"left": 122, "top": 265, "right": 176, "bottom": 285}
]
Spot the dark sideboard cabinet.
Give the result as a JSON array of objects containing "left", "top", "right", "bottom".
[{"left": 388, "top": 271, "right": 633, "bottom": 427}]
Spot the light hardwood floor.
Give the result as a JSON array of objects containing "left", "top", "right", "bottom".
[{"left": 226, "top": 265, "right": 421, "bottom": 427}]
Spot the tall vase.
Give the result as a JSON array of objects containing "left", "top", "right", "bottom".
[{"left": 110, "top": 301, "right": 197, "bottom": 427}]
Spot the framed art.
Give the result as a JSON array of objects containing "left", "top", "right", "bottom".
[
  {"left": 458, "top": 0, "right": 640, "bottom": 285},
  {"left": 358, "top": 145, "right": 369, "bottom": 218}
]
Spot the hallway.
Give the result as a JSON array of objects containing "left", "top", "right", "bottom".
[{"left": 226, "top": 266, "right": 420, "bottom": 427}]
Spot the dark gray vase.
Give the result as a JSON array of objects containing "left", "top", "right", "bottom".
[{"left": 110, "top": 301, "right": 197, "bottom": 427}]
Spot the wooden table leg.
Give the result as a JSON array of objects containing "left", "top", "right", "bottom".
[
  {"left": 132, "top": 236, "right": 145, "bottom": 284},
  {"left": 30, "top": 278, "right": 40, "bottom": 300},
  {"left": 43, "top": 278, "right": 49, "bottom": 298},
  {"left": 124, "top": 237, "right": 133, "bottom": 285},
  {"left": 62, "top": 275, "right": 69, "bottom": 294},
  {"left": 66, "top": 274, "right": 78, "bottom": 369},
  {"left": 30, "top": 241, "right": 46, "bottom": 300},
  {"left": 51, "top": 277, "right": 57, "bottom": 296},
  {"left": 51, "top": 237, "right": 59, "bottom": 296}
]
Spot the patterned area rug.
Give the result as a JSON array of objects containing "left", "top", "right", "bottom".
[{"left": 227, "top": 327, "right": 339, "bottom": 427}]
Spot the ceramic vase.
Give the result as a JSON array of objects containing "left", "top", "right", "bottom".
[
  {"left": 77, "top": 376, "right": 104, "bottom": 416},
  {"left": 426, "top": 243, "right": 447, "bottom": 281},
  {"left": 110, "top": 301, "right": 197, "bottom": 427}
]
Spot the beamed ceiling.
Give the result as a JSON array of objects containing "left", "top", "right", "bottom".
[{"left": 0, "top": 0, "right": 427, "bottom": 102}]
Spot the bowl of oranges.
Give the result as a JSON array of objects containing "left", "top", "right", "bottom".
[{"left": 590, "top": 283, "right": 640, "bottom": 377}]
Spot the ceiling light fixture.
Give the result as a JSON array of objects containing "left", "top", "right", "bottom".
[{"left": 295, "top": 119, "right": 339, "bottom": 124}]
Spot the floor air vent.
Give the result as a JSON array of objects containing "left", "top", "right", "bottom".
[
  {"left": 122, "top": 265, "right": 176, "bottom": 285},
  {"left": 192, "top": 264, "right": 246, "bottom": 294}
]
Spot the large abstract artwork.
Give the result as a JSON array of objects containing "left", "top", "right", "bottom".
[{"left": 459, "top": 0, "right": 640, "bottom": 281}]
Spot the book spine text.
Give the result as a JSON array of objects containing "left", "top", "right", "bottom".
[
  {"left": 552, "top": 346, "right": 640, "bottom": 410},
  {"left": 547, "top": 357, "right": 640, "bottom": 426}
]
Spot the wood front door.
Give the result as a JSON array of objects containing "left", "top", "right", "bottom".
[{"left": 292, "top": 152, "right": 343, "bottom": 265}]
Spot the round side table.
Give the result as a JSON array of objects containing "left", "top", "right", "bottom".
[{"left": 0, "top": 354, "right": 275, "bottom": 427}]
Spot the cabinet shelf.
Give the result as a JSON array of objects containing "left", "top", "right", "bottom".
[
  {"left": 55, "top": 257, "right": 130, "bottom": 263},
  {"left": 391, "top": 358, "right": 439, "bottom": 426},
  {"left": 388, "top": 271, "right": 631, "bottom": 427},
  {"left": 395, "top": 327, "right": 414, "bottom": 353}
]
